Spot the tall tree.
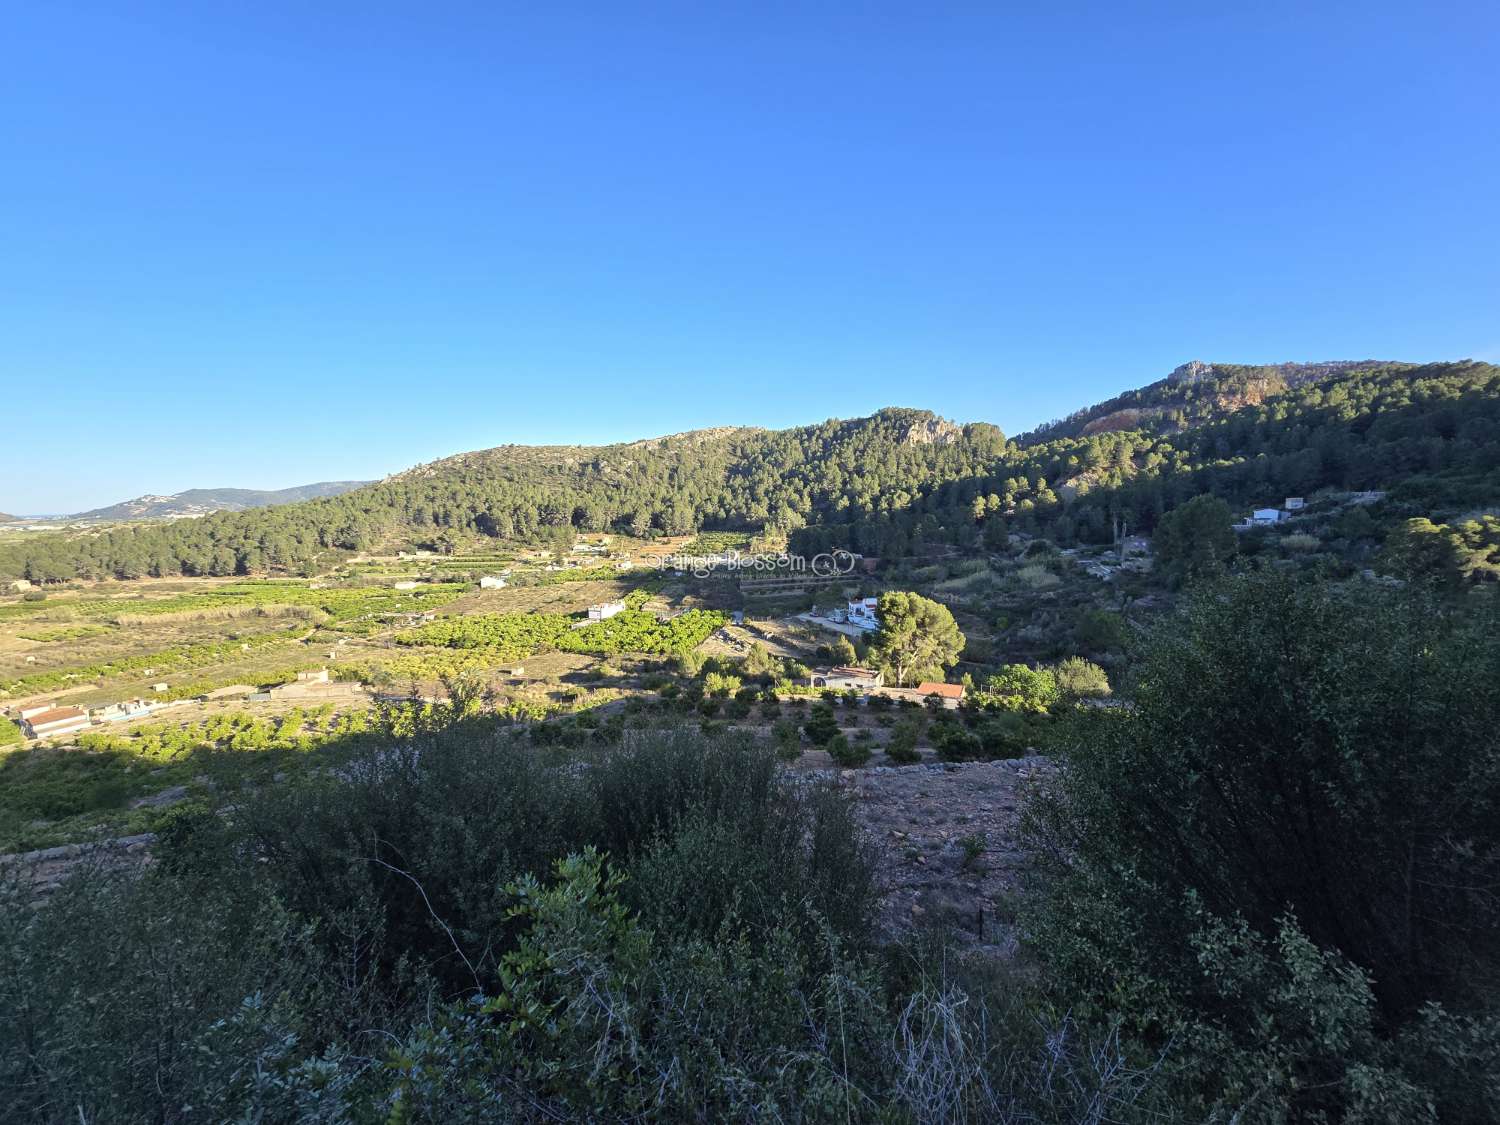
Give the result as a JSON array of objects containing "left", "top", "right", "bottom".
[{"left": 868, "top": 591, "right": 965, "bottom": 686}]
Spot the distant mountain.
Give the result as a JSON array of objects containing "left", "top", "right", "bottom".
[
  {"left": 0, "top": 512, "right": 17, "bottom": 523},
  {"left": 1019, "top": 359, "right": 1408, "bottom": 444},
  {"left": 70, "top": 482, "right": 372, "bottom": 522}
]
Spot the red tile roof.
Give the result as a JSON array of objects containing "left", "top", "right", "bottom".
[
  {"left": 24, "top": 707, "right": 88, "bottom": 726},
  {"left": 916, "top": 682, "right": 964, "bottom": 699}
]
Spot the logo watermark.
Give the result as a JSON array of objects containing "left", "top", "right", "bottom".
[{"left": 644, "top": 548, "right": 859, "bottom": 580}]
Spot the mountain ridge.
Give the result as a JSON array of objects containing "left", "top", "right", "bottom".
[
  {"left": 2, "top": 361, "right": 1496, "bottom": 583},
  {"left": 68, "top": 482, "right": 373, "bottom": 522},
  {"left": 1018, "top": 359, "right": 1411, "bottom": 444}
]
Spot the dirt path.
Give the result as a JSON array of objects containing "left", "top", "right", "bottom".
[{"left": 813, "top": 756, "right": 1052, "bottom": 956}]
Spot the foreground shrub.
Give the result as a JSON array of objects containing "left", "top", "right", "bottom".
[
  {"left": 0, "top": 720, "right": 1176, "bottom": 1122},
  {"left": 1025, "top": 574, "right": 1500, "bottom": 1118}
]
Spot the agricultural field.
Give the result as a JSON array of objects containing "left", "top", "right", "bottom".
[
  {"left": 1, "top": 530, "right": 1127, "bottom": 860},
  {"left": 0, "top": 546, "right": 771, "bottom": 748}
]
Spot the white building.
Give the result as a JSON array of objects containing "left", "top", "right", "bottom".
[
  {"left": 810, "top": 666, "right": 884, "bottom": 691},
  {"left": 1251, "top": 509, "right": 1283, "bottom": 525},
  {"left": 479, "top": 575, "right": 507, "bottom": 589},
  {"left": 92, "top": 699, "right": 156, "bottom": 723},
  {"left": 587, "top": 601, "right": 626, "bottom": 621},
  {"left": 846, "top": 597, "right": 880, "bottom": 632},
  {"left": 393, "top": 580, "right": 419, "bottom": 591},
  {"left": 19, "top": 706, "right": 91, "bottom": 740},
  {"left": 1284, "top": 497, "right": 1306, "bottom": 511}
]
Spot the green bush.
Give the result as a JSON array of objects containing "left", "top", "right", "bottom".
[
  {"left": 885, "top": 718, "right": 922, "bottom": 764},
  {"left": 1025, "top": 573, "right": 1500, "bottom": 1118},
  {"left": 0, "top": 717, "right": 1185, "bottom": 1120},
  {"left": 933, "top": 724, "right": 981, "bottom": 762},
  {"left": 1052, "top": 655, "right": 1111, "bottom": 700},
  {"left": 801, "top": 703, "right": 840, "bottom": 746},
  {"left": 825, "top": 732, "right": 870, "bottom": 767}
]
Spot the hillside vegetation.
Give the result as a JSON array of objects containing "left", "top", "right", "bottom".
[
  {"left": 3, "top": 575, "right": 1497, "bottom": 1121},
  {"left": 3, "top": 361, "right": 1496, "bottom": 585}
]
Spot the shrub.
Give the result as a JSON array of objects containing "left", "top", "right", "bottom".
[
  {"left": 1025, "top": 573, "right": 1500, "bottom": 1118},
  {"left": 801, "top": 703, "right": 840, "bottom": 746},
  {"left": 933, "top": 724, "right": 981, "bottom": 762},
  {"left": 976, "top": 664, "right": 1059, "bottom": 713},
  {"left": 885, "top": 719, "right": 922, "bottom": 764},
  {"left": 825, "top": 733, "right": 870, "bottom": 767},
  {"left": 771, "top": 718, "right": 802, "bottom": 761},
  {"left": 1051, "top": 656, "right": 1110, "bottom": 700},
  {"left": 703, "top": 671, "right": 741, "bottom": 698}
]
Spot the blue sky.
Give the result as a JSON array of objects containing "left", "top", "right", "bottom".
[{"left": 2, "top": 1, "right": 1496, "bottom": 513}]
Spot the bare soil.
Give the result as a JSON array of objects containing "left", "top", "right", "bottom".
[{"left": 812, "top": 756, "right": 1052, "bottom": 956}]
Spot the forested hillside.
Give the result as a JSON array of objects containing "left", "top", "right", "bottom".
[
  {"left": 1020, "top": 358, "right": 1405, "bottom": 442},
  {"left": 794, "top": 360, "right": 1500, "bottom": 558},
  {"left": 0, "top": 409, "right": 1007, "bottom": 581},
  {"left": 3, "top": 361, "right": 1497, "bottom": 583}
]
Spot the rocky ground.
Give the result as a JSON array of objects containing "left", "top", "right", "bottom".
[
  {"left": 0, "top": 833, "right": 156, "bottom": 899},
  {"left": 815, "top": 756, "right": 1053, "bottom": 957}
]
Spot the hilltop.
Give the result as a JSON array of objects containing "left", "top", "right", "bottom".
[{"left": 1020, "top": 359, "right": 1407, "bottom": 443}]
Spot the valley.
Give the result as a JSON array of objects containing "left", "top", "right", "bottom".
[{"left": 3, "top": 359, "right": 1498, "bottom": 1121}]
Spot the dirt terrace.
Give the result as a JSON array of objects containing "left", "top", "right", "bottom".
[{"left": 810, "top": 756, "right": 1052, "bottom": 956}]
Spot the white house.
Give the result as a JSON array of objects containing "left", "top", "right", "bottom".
[
  {"left": 846, "top": 598, "right": 880, "bottom": 632},
  {"left": 393, "top": 580, "right": 419, "bottom": 591},
  {"left": 478, "top": 575, "right": 507, "bottom": 589},
  {"left": 1251, "top": 509, "right": 1283, "bottom": 525},
  {"left": 811, "top": 666, "right": 884, "bottom": 691},
  {"left": 19, "top": 706, "right": 91, "bottom": 740},
  {"left": 1284, "top": 497, "right": 1306, "bottom": 511},
  {"left": 587, "top": 601, "right": 626, "bottom": 621}
]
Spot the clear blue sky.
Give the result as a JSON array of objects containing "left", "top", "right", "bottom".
[{"left": 2, "top": 1, "right": 1496, "bottom": 513}]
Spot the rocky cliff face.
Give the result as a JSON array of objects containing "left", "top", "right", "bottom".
[
  {"left": 1167, "top": 359, "right": 1215, "bottom": 385},
  {"left": 1025, "top": 359, "right": 1409, "bottom": 444}
]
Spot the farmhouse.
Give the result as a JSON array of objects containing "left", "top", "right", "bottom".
[
  {"left": 845, "top": 597, "right": 880, "bottom": 632},
  {"left": 478, "top": 575, "right": 507, "bottom": 589},
  {"left": 587, "top": 601, "right": 626, "bottom": 621},
  {"left": 1251, "top": 508, "right": 1283, "bottom": 525},
  {"left": 393, "top": 580, "right": 419, "bottom": 591},
  {"left": 810, "top": 666, "right": 884, "bottom": 691},
  {"left": 19, "top": 706, "right": 91, "bottom": 740},
  {"left": 7, "top": 579, "right": 33, "bottom": 592},
  {"left": 1284, "top": 497, "right": 1306, "bottom": 511}
]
